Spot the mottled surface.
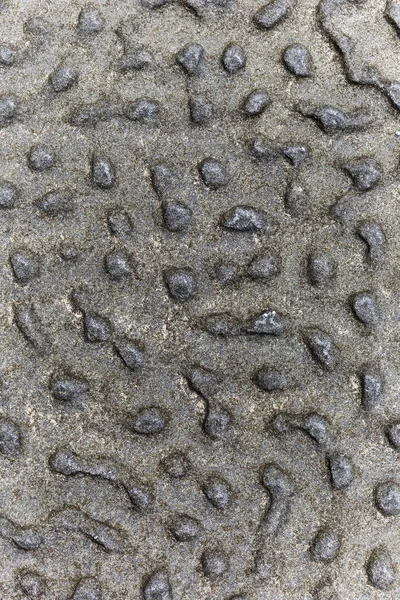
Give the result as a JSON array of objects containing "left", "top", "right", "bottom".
[{"left": 0, "top": 0, "right": 399, "bottom": 598}]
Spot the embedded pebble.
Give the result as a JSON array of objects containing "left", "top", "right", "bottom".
[
  {"left": 104, "top": 251, "right": 132, "bottom": 280},
  {"left": 283, "top": 43, "right": 312, "bottom": 76},
  {"left": 204, "top": 405, "right": 231, "bottom": 439},
  {"left": 189, "top": 95, "right": 213, "bottom": 124},
  {"left": 360, "top": 367, "right": 383, "bottom": 412},
  {"left": 375, "top": 481, "right": 400, "bottom": 516},
  {"left": 357, "top": 221, "right": 386, "bottom": 265},
  {"left": 261, "top": 463, "right": 293, "bottom": 536},
  {"left": 77, "top": 6, "right": 105, "bottom": 35},
  {"left": 19, "top": 571, "right": 46, "bottom": 598},
  {"left": 124, "top": 98, "right": 159, "bottom": 123},
  {"left": 283, "top": 144, "right": 310, "bottom": 167},
  {"left": 254, "top": 369, "right": 290, "bottom": 391},
  {"left": 221, "top": 43, "right": 246, "bottom": 74},
  {"left": 366, "top": 548, "right": 396, "bottom": 590},
  {"left": 169, "top": 515, "right": 200, "bottom": 541},
  {"left": 50, "top": 64, "right": 78, "bottom": 92},
  {"left": 386, "top": 422, "right": 400, "bottom": 449},
  {"left": 127, "top": 483, "right": 154, "bottom": 513},
  {"left": 51, "top": 374, "right": 89, "bottom": 403},
  {"left": 129, "top": 407, "right": 166, "bottom": 435},
  {"left": 243, "top": 89, "right": 270, "bottom": 116},
  {"left": 72, "top": 578, "right": 102, "bottom": 600},
  {"left": 84, "top": 312, "right": 112, "bottom": 342},
  {"left": 0, "top": 419, "right": 21, "bottom": 456},
  {"left": 28, "top": 146, "right": 56, "bottom": 171},
  {"left": 0, "top": 96, "right": 18, "bottom": 128},
  {"left": 250, "top": 136, "right": 281, "bottom": 160},
  {"left": 246, "top": 310, "right": 286, "bottom": 335},
  {"left": 351, "top": 292, "right": 378, "bottom": 326},
  {"left": 344, "top": 159, "right": 381, "bottom": 191},
  {"left": 10, "top": 252, "right": 40, "bottom": 283},
  {"left": 328, "top": 453, "right": 354, "bottom": 489},
  {"left": 142, "top": 570, "right": 172, "bottom": 600},
  {"left": 176, "top": 43, "right": 204, "bottom": 75},
  {"left": 162, "top": 201, "right": 192, "bottom": 231},
  {"left": 311, "top": 529, "right": 341, "bottom": 562},
  {"left": 304, "top": 329, "right": 338, "bottom": 371},
  {"left": 37, "top": 190, "right": 73, "bottom": 216},
  {"left": 187, "top": 366, "right": 219, "bottom": 399},
  {"left": 253, "top": 0, "right": 294, "bottom": 29},
  {"left": 308, "top": 253, "right": 335, "bottom": 287},
  {"left": 115, "top": 339, "right": 145, "bottom": 371},
  {"left": 247, "top": 253, "right": 280, "bottom": 280},
  {"left": 0, "top": 46, "right": 16, "bottom": 67},
  {"left": 92, "top": 155, "right": 115, "bottom": 189},
  {"left": 199, "top": 158, "right": 230, "bottom": 189},
  {"left": 300, "top": 105, "right": 372, "bottom": 134},
  {"left": 107, "top": 210, "right": 133, "bottom": 237},
  {"left": 203, "top": 477, "right": 232, "bottom": 509},
  {"left": 0, "top": 181, "right": 18, "bottom": 208},
  {"left": 164, "top": 268, "right": 197, "bottom": 302},
  {"left": 14, "top": 304, "right": 48, "bottom": 353},
  {"left": 201, "top": 549, "right": 228, "bottom": 580},
  {"left": 220, "top": 205, "right": 268, "bottom": 232}
]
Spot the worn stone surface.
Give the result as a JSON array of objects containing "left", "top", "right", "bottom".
[{"left": 0, "top": 0, "right": 399, "bottom": 598}]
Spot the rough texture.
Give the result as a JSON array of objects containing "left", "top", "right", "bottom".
[{"left": 0, "top": 0, "right": 399, "bottom": 598}]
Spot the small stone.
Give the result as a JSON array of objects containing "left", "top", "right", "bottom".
[
  {"left": 124, "top": 98, "right": 159, "bottom": 123},
  {"left": 304, "top": 329, "right": 338, "bottom": 371},
  {"left": 28, "top": 146, "right": 56, "bottom": 171},
  {"left": 77, "top": 6, "right": 105, "bottom": 35},
  {"left": 351, "top": 292, "right": 378, "bottom": 326},
  {"left": 283, "top": 144, "right": 310, "bottom": 167},
  {"left": 0, "top": 419, "right": 21, "bottom": 456},
  {"left": 188, "top": 366, "right": 219, "bottom": 399},
  {"left": 220, "top": 205, "right": 267, "bottom": 232},
  {"left": 92, "top": 155, "right": 115, "bottom": 189},
  {"left": 162, "top": 201, "right": 192, "bottom": 231},
  {"left": 201, "top": 549, "right": 228, "bottom": 580},
  {"left": 51, "top": 375, "right": 89, "bottom": 403},
  {"left": 50, "top": 64, "right": 78, "bottom": 92},
  {"left": 387, "top": 422, "right": 400, "bottom": 449},
  {"left": 0, "top": 95, "right": 18, "bottom": 128},
  {"left": 250, "top": 136, "right": 281, "bottom": 161},
  {"left": 204, "top": 405, "right": 231, "bottom": 439},
  {"left": 84, "top": 312, "right": 112, "bottom": 342},
  {"left": 0, "top": 46, "right": 16, "bottom": 66},
  {"left": 247, "top": 253, "right": 280, "bottom": 280},
  {"left": 357, "top": 221, "right": 386, "bottom": 265},
  {"left": 169, "top": 515, "right": 200, "bottom": 541},
  {"left": 360, "top": 367, "right": 383, "bottom": 412},
  {"left": 127, "top": 484, "right": 154, "bottom": 513},
  {"left": 142, "top": 570, "right": 172, "bottom": 600},
  {"left": 366, "top": 548, "right": 396, "bottom": 590},
  {"left": 37, "top": 190, "right": 73, "bottom": 216},
  {"left": 164, "top": 268, "right": 196, "bottom": 302},
  {"left": 344, "top": 159, "right": 381, "bottom": 191},
  {"left": 130, "top": 407, "right": 166, "bottom": 435},
  {"left": 107, "top": 210, "right": 133, "bottom": 237},
  {"left": 221, "top": 43, "right": 246, "bottom": 74},
  {"left": 375, "top": 481, "right": 400, "bottom": 516},
  {"left": 328, "top": 453, "right": 354, "bottom": 489},
  {"left": 189, "top": 95, "right": 213, "bottom": 124},
  {"left": 104, "top": 251, "right": 132, "bottom": 280},
  {"left": 176, "top": 43, "right": 204, "bottom": 75},
  {"left": 243, "top": 89, "right": 270, "bottom": 116},
  {"left": 199, "top": 158, "right": 230, "bottom": 189},
  {"left": 203, "top": 477, "right": 232, "bottom": 509},
  {"left": 308, "top": 253, "right": 335, "bottom": 287},
  {"left": 10, "top": 252, "right": 40, "bottom": 283},
  {"left": 311, "top": 529, "right": 341, "bottom": 562},
  {"left": 253, "top": 0, "right": 293, "bottom": 29},
  {"left": 115, "top": 339, "right": 145, "bottom": 371},
  {"left": 254, "top": 369, "right": 290, "bottom": 391},
  {"left": 0, "top": 181, "right": 18, "bottom": 208},
  {"left": 20, "top": 571, "right": 46, "bottom": 598},
  {"left": 283, "top": 43, "right": 312, "bottom": 76},
  {"left": 246, "top": 310, "right": 286, "bottom": 335},
  {"left": 300, "top": 105, "right": 372, "bottom": 134}
]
